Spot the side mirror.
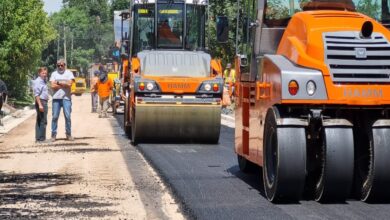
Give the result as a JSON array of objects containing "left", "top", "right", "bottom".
[
  {"left": 216, "top": 16, "right": 229, "bottom": 43},
  {"left": 240, "top": 54, "right": 248, "bottom": 67}
]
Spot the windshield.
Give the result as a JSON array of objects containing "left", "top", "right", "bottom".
[
  {"left": 132, "top": 4, "right": 155, "bottom": 55},
  {"left": 157, "top": 3, "right": 184, "bottom": 48},
  {"left": 264, "top": 0, "right": 389, "bottom": 26},
  {"left": 186, "top": 5, "right": 206, "bottom": 50},
  {"left": 132, "top": 3, "right": 207, "bottom": 54}
]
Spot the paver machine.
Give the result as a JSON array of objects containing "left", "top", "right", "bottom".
[
  {"left": 222, "top": 0, "right": 390, "bottom": 202},
  {"left": 123, "top": 0, "right": 224, "bottom": 144}
]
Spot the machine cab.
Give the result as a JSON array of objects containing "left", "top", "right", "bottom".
[
  {"left": 130, "top": 0, "right": 207, "bottom": 56},
  {"left": 233, "top": 0, "right": 390, "bottom": 83}
]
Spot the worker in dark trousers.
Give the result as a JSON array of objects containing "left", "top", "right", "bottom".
[
  {"left": 0, "top": 79, "right": 7, "bottom": 115},
  {"left": 33, "top": 67, "right": 49, "bottom": 143}
]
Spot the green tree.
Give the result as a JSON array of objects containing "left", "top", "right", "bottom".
[
  {"left": 71, "top": 48, "right": 95, "bottom": 73},
  {"left": 208, "top": 0, "right": 238, "bottom": 67},
  {"left": 62, "top": 0, "right": 113, "bottom": 63},
  {"left": 110, "top": 0, "right": 130, "bottom": 20},
  {"left": 266, "top": 0, "right": 289, "bottom": 20},
  {"left": 0, "top": 0, "right": 56, "bottom": 101},
  {"left": 63, "top": 0, "right": 111, "bottom": 22},
  {"left": 43, "top": 0, "right": 115, "bottom": 75},
  {"left": 356, "top": 0, "right": 381, "bottom": 20},
  {"left": 46, "top": 7, "right": 91, "bottom": 69}
]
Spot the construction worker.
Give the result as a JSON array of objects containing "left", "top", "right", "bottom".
[
  {"left": 33, "top": 67, "right": 49, "bottom": 143},
  {"left": 223, "top": 63, "right": 236, "bottom": 100},
  {"left": 0, "top": 79, "right": 7, "bottom": 114},
  {"left": 95, "top": 70, "right": 114, "bottom": 118},
  {"left": 90, "top": 70, "right": 99, "bottom": 113}
]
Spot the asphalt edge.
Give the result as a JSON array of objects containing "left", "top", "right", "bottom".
[
  {"left": 134, "top": 144, "right": 197, "bottom": 220},
  {"left": 0, "top": 106, "right": 35, "bottom": 134}
]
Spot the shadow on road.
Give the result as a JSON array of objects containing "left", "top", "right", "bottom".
[
  {"left": 227, "top": 165, "right": 265, "bottom": 197},
  {"left": 0, "top": 172, "right": 116, "bottom": 218}
]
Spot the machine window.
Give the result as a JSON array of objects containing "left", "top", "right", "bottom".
[
  {"left": 157, "top": 3, "right": 184, "bottom": 48},
  {"left": 133, "top": 4, "right": 155, "bottom": 54},
  {"left": 186, "top": 5, "right": 206, "bottom": 50}
]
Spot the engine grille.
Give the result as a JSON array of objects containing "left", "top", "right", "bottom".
[{"left": 324, "top": 31, "right": 390, "bottom": 83}]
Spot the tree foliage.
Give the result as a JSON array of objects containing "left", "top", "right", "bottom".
[
  {"left": 266, "top": 0, "right": 289, "bottom": 20},
  {"left": 42, "top": 0, "right": 115, "bottom": 75},
  {"left": 208, "top": 0, "right": 238, "bottom": 67},
  {"left": 356, "top": 0, "right": 381, "bottom": 20},
  {"left": 63, "top": 0, "right": 111, "bottom": 23},
  {"left": 0, "top": 0, "right": 56, "bottom": 100},
  {"left": 110, "top": 0, "right": 130, "bottom": 20}
]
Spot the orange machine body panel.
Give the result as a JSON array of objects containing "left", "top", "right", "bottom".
[
  {"left": 130, "top": 57, "right": 223, "bottom": 95},
  {"left": 278, "top": 11, "right": 390, "bottom": 106},
  {"left": 235, "top": 10, "right": 390, "bottom": 167}
]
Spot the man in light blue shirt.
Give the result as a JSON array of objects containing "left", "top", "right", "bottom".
[
  {"left": 50, "top": 59, "right": 75, "bottom": 141},
  {"left": 33, "top": 67, "right": 49, "bottom": 143}
]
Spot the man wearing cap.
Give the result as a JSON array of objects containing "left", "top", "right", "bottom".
[
  {"left": 50, "top": 59, "right": 75, "bottom": 141},
  {"left": 94, "top": 69, "right": 113, "bottom": 118}
]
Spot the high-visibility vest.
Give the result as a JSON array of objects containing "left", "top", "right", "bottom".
[{"left": 224, "top": 69, "right": 236, "bottom": 83}]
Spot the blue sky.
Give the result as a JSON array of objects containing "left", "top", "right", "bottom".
[{"left": 43, "top": 0, "right": 62, "bottom": 14}]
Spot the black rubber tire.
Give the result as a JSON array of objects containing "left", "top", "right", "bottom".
[
  {"left": 263, "top": 108, "right": 306, "bottom": 202},
  {"left": 237, "top": 155, "right": 255, "bottom": 173},
  {"left": 208, "top": 136, "right": 220, "bottom": 145},
  {"left": 131, "top": 108, "right": 138, "bottom": 145},
  {"left": 315, "top": 127, "right": 354, "bottom": 202},
  {"left": 359, "top": 127, "right": 390, "bottom": 202},
  {"left": 124, "top": 97, "right": 131, "bottom": 137},
  {"left": 112, "top": 102, "right": 117, "bottom": 115}
]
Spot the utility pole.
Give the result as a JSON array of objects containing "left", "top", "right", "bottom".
[
  {"left": 64, "top": 25, "right": 67, "bottom": 64},
  {"left": 71, "top": 32, "right": 74, "bottom": 67},
  {"left": 235, "top": 0, "right": 240, "bottom": 55},
  {"left": 57, "top": 37, "right": 60, "bottom": 61}
]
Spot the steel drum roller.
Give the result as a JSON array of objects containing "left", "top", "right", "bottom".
[{"left": 133, "top": 104, "right": 221, "bottom": 143}]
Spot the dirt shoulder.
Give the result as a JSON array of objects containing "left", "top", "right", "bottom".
[{"left": 0, "top": 94, "right": 184, "bottom": 219}]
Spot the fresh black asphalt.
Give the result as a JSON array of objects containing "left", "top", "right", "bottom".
[{"left": 115, "top": 114, "right": 390, "bottom": 220}]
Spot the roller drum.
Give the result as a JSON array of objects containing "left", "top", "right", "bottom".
[{"left": 132, "top": 104, "right": 221, "bottom": 143}]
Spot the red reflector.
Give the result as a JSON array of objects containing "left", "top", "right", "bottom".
[
  {"left": 213, "top": 84, "right": 219, "bottom": 92},
  {"left": 139, "top": 82, "right": 145, "bottom": 91},
  {"left": 288, "top": 80, "right": 299, "bottom": 96}
]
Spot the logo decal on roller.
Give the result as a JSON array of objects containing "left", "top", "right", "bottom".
[
  {"left": 344, "top": 88, "right": 383, "bottom": 98},
  {"left": 355, "top": 48, "right": 367, "bottom": 59},
  {"left": 168, "top": 83, "right": 191, "bottom": 89}
]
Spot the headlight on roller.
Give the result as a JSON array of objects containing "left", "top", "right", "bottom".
[
  {"left": 306, "top": 80, "right": 316, "bottom": 96},
  {"left": 146, "top": 82, "right": 154, "bottom": 91},
  {"left": 204, "top": 83, "right": 211, "bottom": 91}
]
